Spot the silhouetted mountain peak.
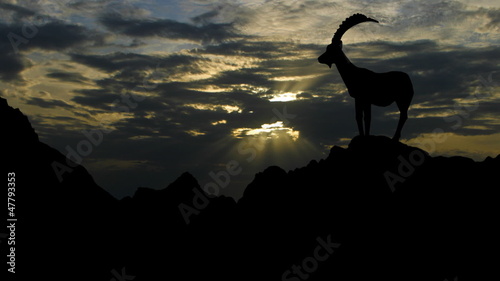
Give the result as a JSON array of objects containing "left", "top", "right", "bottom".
[
  {"left": 0, "top": 97, "right": 39, "bottom": 145},
  {"left": 322, "top": 136, "right": 431, "bottom": 178},
  {"left": 172, "top": 171, "right": 199, "bottom": 187},
  {"left": 486, "top": 154, "right": 500, "bottom": 163},
  {"left": 1, "top": 97, "right": 115, "bottom": 207},
  {"left": 347, "top": 135, "right": 426, "bottom": 157},
  {"left": 328, "top": 145, "right": 347, "bottom": 158},
  {"left": 241, "top": 166, "right": 288, "bottom": 201},
  {"left": 132, "top": 171, "right": 202, "bottom": 204},
  {"left": 261, "top": 165, "right": 287, "bottom": 177}
]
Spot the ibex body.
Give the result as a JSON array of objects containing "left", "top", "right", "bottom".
[{"left": 318, "top": 14, "right": 414, "bottom": 141}]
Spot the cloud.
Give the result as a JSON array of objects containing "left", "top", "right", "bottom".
[
  {"left": 98, "top": 12, "right": 238, "bottom": 44},
  {"left": 0, "top": 19, "right": 106, "bottom": 83},
  {"left": 23, "top": 97, "right": 74, "bottom": 109},
  {"left": 0, "top": 47, "right": 29, "bottom": 82},
  {"left": 483, "top": 8, "right": 500, "bottom": 31},
  {"left": 0, "top": 2, "right": 35, "bottom": 22},
  {"left": 71, "top": 88, "right": 119, "bottom": 110},
  {"left": 70, "top": 52, "right": 204, "bottom": 74},
  {"left": 24, "top": 21, "right": 105, "bottom": 51},
  {"left": 46, "top": 71, "right": 91, "bottom": 84}
]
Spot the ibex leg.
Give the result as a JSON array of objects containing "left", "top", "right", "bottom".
[
  {"left": 393, "top": 110, "right": 408, "bottom": 141},
  {"left": 363, "top": 103, "right": 371, "bottom": 136},
  {"left": 355, "top": 99, "right": 364, "bottom": 136}
]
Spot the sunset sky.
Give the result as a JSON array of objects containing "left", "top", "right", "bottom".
[{"left": 1, "top": 0, "right": 499, "bottom": 199}]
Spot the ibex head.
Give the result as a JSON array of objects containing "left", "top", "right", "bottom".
[{"left": 318, "top": 14, "right": 378, "bottom": 68}]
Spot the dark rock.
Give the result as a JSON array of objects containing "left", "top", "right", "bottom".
[{"left": 1, "top": 97, "right": 498, "bottom": 281}]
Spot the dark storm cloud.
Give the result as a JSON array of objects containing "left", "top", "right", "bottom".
[
  {"left": 0, "top": 23, "right": 30, "bottom": 82},
  {"left": 208, "top": 69, "right": 272, "bottom": 88},
  {"left": 71, "top": 88, "right": 119, "bottom": 110},
  {"left": 26, "top": 22, "right": 104, "bottom": 50},
  {"left": 0, "top": 19, "right": 106, "bottom": 83},
  {"left": 0, "top": 20, "right": 104, "bottom": 53},
  {"left": 347, "top": 40, "right": 440, "bottom": 58},
  {"left": 23, "top": 97, "right": 74, "bottom": 109},
  {"left": 98, "top": 12, "right": 237, "bottom": 44},
  {"left": 197, "top": 40, "right": 319, "bottom": 59},
  {"left": 68, "top": 50, "right": 237, "bottom": 114},
  {"left": 0, "top": 47, "right": 28, "bottom": 82},
  {"left": 199, "top": 41, "right": 282, "bottom": 57},
  {"left": 70, "top": 52, "right": 205, "bottom": 73},
  {"left": 46, "top": 71, "right": 91, "bottom": 84},
  {"left": 0, "top": 2, "right": 108, "bottom": 81}
]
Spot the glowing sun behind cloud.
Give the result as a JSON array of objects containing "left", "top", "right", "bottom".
[
  {"left": 232, "top": 121, "right": 300, "bottom": 141},
  {"left": 269, "top": 92, "right": 301, "bottom": 102}
]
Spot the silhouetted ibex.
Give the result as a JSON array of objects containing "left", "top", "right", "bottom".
[{"left": 318, "top": 14, "right": 414, "bottom": 141}]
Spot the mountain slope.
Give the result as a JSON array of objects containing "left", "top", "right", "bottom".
[
  {"left": 1, "top": 98, "right": 117, "bottom": 280},
  {"left": 1, "top": 97, "right": 498, "bottom": 281},
  {"left": 235, "top": 136, "right": 499, "bottom": 281}
]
